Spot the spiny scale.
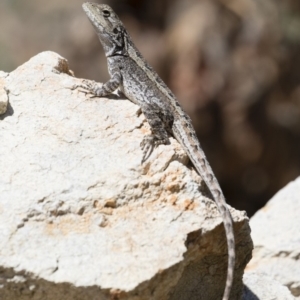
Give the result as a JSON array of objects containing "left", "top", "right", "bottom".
[{"left": 80, "top": 2, "right": 235, "bottom": 299}]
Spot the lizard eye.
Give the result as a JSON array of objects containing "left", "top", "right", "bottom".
[
  {"left": 113, "top": 28, "right": 118, "bottom": 34},
  {"left": 102, "top": 10, "right": 110, "bottom": 18}
]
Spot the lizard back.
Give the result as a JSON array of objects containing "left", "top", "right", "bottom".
[{"left": 81, "top": 3, "right": 235, "bottom": 299}]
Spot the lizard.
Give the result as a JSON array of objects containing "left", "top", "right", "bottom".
[{"left": 77, "top": 2, "right": 235, "bottom": 300}]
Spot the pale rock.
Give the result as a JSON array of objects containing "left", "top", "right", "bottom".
[
  {"left": 247, "top": 177, "right": 300, "bottom": 298},
  {"left": 0, "top": 51, "right": 252, "bottom": 300},
  {"left": 0, "top": 71, "right": 9, "bottom": 115},
  {"left": 243, "top": 272, "right": 295, "bottom": 300}
]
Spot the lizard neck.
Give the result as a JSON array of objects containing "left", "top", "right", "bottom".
[{"left": 96, "top": 26, "right": 129, "bottom": 58}]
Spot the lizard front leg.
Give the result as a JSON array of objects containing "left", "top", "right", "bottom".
[{"left": 76, "top": 72, "right": 122, "bottom": 97}]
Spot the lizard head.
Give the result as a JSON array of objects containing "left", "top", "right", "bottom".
[{"left": 82, "top": 2, "right": 127, "bottom": 57}]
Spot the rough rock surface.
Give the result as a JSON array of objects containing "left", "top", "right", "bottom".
[
  {"left": 0, "top": 51, "right": 252, "bottom": 300},
  {"left": 247, "top": 177, "right": 300, "bottom": 298},
  {"left": 243, "top": 272, "right": 295, "bottom": 300},
  {"left": 0, "top": 71, "right": 8, "bottom": 114}
]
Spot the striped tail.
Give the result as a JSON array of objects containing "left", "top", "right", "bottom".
[{"left": 172, "top": 118, "right": 235, "bottom": 300}]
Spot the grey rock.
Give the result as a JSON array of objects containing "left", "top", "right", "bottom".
[
  {"left": 247, "top": 177, "right": 300, "bottom": 298},
  {"left": 0, "top": 51, "right": 252, "bottom": 300},
  {"left": 0, "top": 71, "right": 8, "bottom": 115},
  {"left": 243, "top": 272, "right": 295, "bottom": 300}
]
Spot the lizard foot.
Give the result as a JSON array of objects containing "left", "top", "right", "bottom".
[
  {"left": 140, "top": 135, "right": 168, "bottom": 163},
  {"left": 73, "top": 80, "right": 104, "bottom": 98}
]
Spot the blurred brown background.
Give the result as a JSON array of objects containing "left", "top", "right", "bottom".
[{"left": 1, "top": 0, "right": 300, "bottom": 216}]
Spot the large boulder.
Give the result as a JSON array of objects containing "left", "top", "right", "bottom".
[
  {"left": 0, "top": 52, "right": 252, "bottom": 300},
  {"left": 247, "top": 177, "right": 300, "bottom": 298}
]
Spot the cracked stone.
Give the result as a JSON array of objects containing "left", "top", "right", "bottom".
[{"left": 0, "top": 51, "right": 252, "bottom": 300}]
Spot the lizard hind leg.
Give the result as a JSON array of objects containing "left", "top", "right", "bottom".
[{"left": 140, "top": 108, "right": 170, "bottom": 163}]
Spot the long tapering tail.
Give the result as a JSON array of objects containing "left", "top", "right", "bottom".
[{"left": 172, "top": 118, "right": 235, "bottom": 300}]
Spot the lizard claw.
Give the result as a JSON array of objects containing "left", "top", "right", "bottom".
[
  {"left": 73, "top": 80, "right": 103, "bottom": 98},
  {"left": 140, "top": 135, "right": 168, "bottom": 163},
  {"left": 141, "top": 135, "right": 156, "bottom": 163}
]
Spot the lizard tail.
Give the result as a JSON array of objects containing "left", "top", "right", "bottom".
[{"left": 172, "top": 119, "right": 235, "bottom": 300}]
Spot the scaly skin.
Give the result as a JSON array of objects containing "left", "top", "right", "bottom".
[{"left": 79, "top": 3, "right": 235, "bottom": 299}]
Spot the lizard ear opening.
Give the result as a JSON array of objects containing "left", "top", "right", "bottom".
[
  {"left": 102, "top": 10, "right": 110, "bottom": 18},
  {"left": 113, "top": 28, "right": 119, "bottom": 34}
]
